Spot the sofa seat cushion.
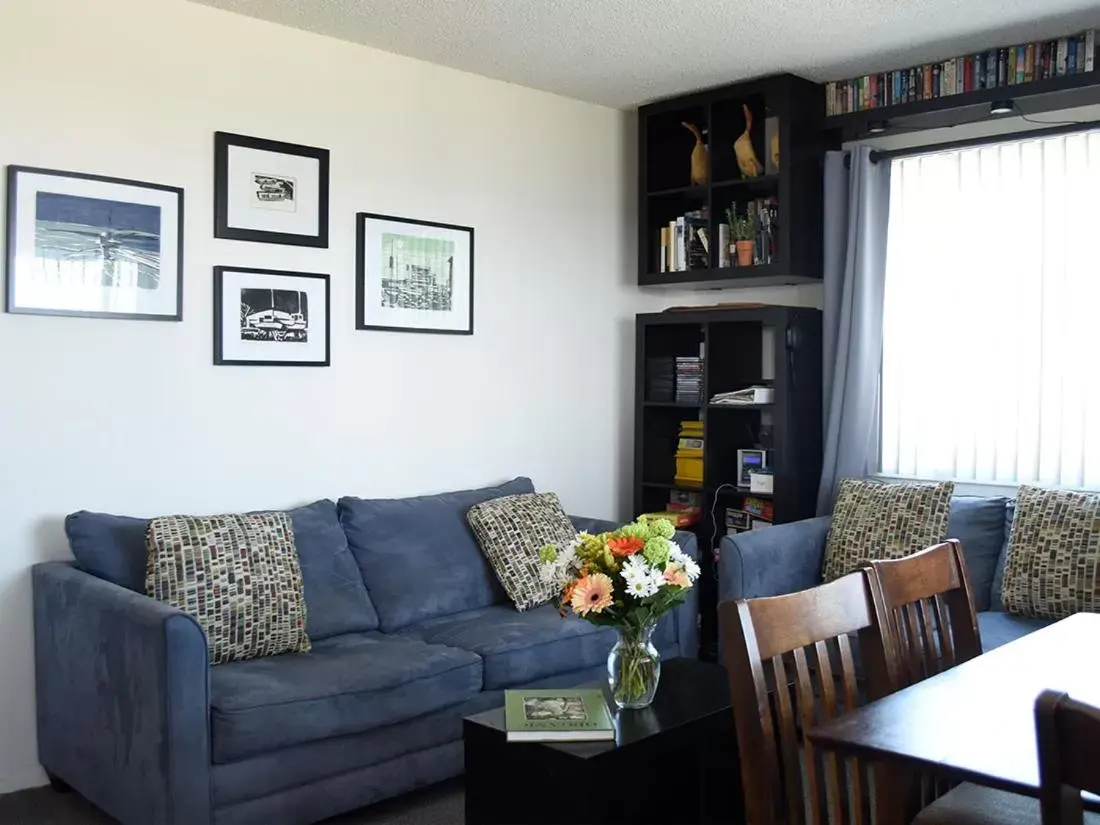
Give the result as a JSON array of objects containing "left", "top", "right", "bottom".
[
  {"left": 397, "top": 603, "right": 678, "bottom": 690},
  {"left": 977, "top": 611, "right": 1054, "bottom": 652},
  {"left": 338, "top": 477, "right": 534, "bottom": 632},
  {"left": 209, "top": 632, "right": 482, "bottom": 763}
]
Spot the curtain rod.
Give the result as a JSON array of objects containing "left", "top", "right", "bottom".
[{"left": 861, "top": 118, "right": 1100, "bottom": 165}]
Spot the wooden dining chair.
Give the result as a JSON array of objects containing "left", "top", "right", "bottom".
[
  {"left": 720, "top": 569, "right": 900, "bottom": 825},
  {"left": 1036, "top": 690, "right": 1100, "bottom": 825},
  {"left": 869, "top": 539, "right": 982, "bottom": 687}
]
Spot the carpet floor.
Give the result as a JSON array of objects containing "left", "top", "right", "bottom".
[{"left": 0, "top": 779, "right": 465, "bottom": 825}]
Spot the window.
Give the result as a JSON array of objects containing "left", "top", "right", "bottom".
[{"left": 880, "top": 128, "right": 1100, "bottom": 490}]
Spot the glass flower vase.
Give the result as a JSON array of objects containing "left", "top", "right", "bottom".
[{"left": 607, "top": 621, "right": 661, "bottom": 709}]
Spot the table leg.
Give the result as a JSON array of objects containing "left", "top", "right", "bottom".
[{"left": 871, "top": 761, "right": 916, "bottom": 825}]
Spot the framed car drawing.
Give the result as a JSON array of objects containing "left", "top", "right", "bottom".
[
  {"left": 213, "top": 266, "right": 330, "bottom": 366},
  {"left": 214, "top": 132, "right": 329, "bottom": 247}
]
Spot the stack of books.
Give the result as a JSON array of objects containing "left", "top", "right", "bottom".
[
  {"left": 645, "top": 357, "right": 676, "bottom": 402},
  {"left": 641, "top": 489, "right": 703, "bottom": 528},
  {"left": 674, "top": 357, "right": 703, "bottom": 403},
  {"left": 658, "top": 208, "right": 709, "bottom": 273},
  {"left": 826, "top": 29, "right": 1097, "bottom": 116},
  {"left": 674, "top": 421, "right": 704, "bottom": 487},
  {"left": 504, "top": 689, "right": 614, "bottom": 742}
]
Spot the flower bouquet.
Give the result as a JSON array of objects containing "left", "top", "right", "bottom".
[{"left": 538, "top": 517, "right": 700, "bottom": 709}]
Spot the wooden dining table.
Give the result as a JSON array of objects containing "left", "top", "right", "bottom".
[{"left": 808, "top": 612, "right": 1100, "bottom": 820}]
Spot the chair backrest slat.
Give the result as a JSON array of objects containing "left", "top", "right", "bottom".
[
  {"left": 870, "top": 540, "right": 981, "bottom": 688},
  {"left": 721, "top": 571, "right": 899, "bottom": 825}
]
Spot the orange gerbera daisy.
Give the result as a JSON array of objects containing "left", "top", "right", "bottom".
[
  {"left": 571, "top": 573, "right": 614, "bottom": 615},
  {"left": 608, "top": 536, "right": 645, "bottom": 558}
]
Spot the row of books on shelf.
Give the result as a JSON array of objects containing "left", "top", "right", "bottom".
[
  {"left": 658, "top": 209, "right": 708, "bottom": 272},
  {"left": 825, "top": 29, "right": 1097, "bottom": 116}
]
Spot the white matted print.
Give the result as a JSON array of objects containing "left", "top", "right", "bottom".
[
  {"left": 214, "top": 267, "right": 330, "bottom": 366},
  {"left": 214, "top": 133, "right": 329, "bottom": 247},
  {"left": 355, "top": 212, "right": 474, "bottom": 335},
  {"left": 5, "top": 166, "right": 183, "bottom": 320}
]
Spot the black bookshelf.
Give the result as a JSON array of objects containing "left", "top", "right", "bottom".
[
  {"left": 633, "top": 305, "right": 823, "bottom": 660},
  {"left": 638, "top": 73, "right": 833, "bottom": 289}
]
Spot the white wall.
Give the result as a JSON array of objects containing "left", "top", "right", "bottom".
[{"left": 0, "top": 0, "right": 819, "bottom": 792}]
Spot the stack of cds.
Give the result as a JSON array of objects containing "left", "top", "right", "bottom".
[
  {"left": 674, "top": 357, "right": 703, "bottom": 404},
  {"left": 645, "top": 357, "right": 675, "bottom": 402}
]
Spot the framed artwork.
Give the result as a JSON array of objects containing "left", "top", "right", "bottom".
[
  {"left": 355, "top": 212, "right": 474, "bottom": 335},
  {"left": 5, "top": 166, "right": 183, "bottom": 320},
  {"left": 213, "top": 266, "right": 330, "bottom": 366},
  {"left": 214, "top": 132, "right": 329, "bottom": 247}
]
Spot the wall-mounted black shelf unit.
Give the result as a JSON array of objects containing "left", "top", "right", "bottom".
[
  {"left": 822, "top": 67, "right": 1100, "bottom": 141},
  {"left": 638, "top": 73, "right": 833, "bottom": 290},
  {"left": 633, "top": 305, "right": 823, "bottom": 660}
]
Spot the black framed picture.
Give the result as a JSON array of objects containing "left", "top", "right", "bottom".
[
  {"left": 355, "top": 212, "right": 474, "bottom": 335},
  {"left": 213, "top": 266, "right": 330, "bottom": 366},
  {"left": 214, "top": 132, "right": 329, "bottom": 247},
  {"left": 5, "top": 166, "right": 183, "bottom": 320}
]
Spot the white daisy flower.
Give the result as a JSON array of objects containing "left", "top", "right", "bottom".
[
  {"left": 621, "top": 561, "right": 659, "bottom": 598},
  {"left": 647, "top": 567, "right": 668, "bottom": 591},
  {"left": 668, "top": 545, "right": 701, "bottom": 581}
]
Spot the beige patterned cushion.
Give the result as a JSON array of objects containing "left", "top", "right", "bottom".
[
  {"left": 821, "top": 479, "right": 955, "bottom": 582},
  {"left": 1001, "top": 486, "right": 1100, "bottom": 619},
  {"left": 467, "top": 492, "right": 577, "bottom": 611},
  {"left": 145, "top": 512, "right": 310, "bottom": 664}
]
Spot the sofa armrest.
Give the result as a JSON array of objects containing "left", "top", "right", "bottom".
[
  {"left": 568, "top": 515, "right": 618, "bottom": 535},
  {"left": 34, "top": 562, "right": 211, "bottom": 825},
  {"left": 717, "top": 516, "right": 831, "bottom": 604},
  {"left": 671, "top": 530, "right": 700, "bottom": 659}
]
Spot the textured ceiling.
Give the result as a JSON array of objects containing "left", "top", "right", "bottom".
[{"left": 191, "top": 0, "right": 1100, "bottom": 108}]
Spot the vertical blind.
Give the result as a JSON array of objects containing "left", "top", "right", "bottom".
[{"left": 880, "top": 128, "right": 1100, "bottom": 490}]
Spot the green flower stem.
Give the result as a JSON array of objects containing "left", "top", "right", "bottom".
[{"left": 612, "top": 621, "right": 658, "bottom": 707}]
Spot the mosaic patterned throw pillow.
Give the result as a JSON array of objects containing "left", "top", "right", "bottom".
[
  {"left": 1001, "top": 486, "right": 1100, "bottom": 620},
  {"left": 467, "top": 492, "right": 577, "bottom": 611},
  {"left": 145, "top": 512, "right": 310, "bottom": 664},
  {"left": 821, "top": 479, "right": 954, "bottom": 582}
]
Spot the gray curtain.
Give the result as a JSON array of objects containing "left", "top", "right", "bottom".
[{"left": 816, "top": 146, "right": 892, "bottom": 515}]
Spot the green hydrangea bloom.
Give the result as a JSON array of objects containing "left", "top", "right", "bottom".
[
  {"left": 538, "top": 545, "right": 558, "bottom": 564},
  {"left": 616, "top": 521, "right": 650, "bottom": 541},
  {"left": 642, "top": 537, "right": 670, "bottom": 567},
  {"left": 650, "top": 518, "right": 675, "bottom": 540}
]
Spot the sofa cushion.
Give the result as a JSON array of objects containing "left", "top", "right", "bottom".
[
  {"left": 66, "top": 500, "right": 380, "bottom": 639},
  {"left": 1001, "top": 485, "right": 1100, "bottom": 619},
  {"left": 146, "top": 512, "right": 311, "bottom": 664},
  {"left": 821, "top": 479, "right": 954, "bottom": 582},
  {"left": 990, "top": 502, "right": 1016, "bottom": 612},
  {"left": 467, "top": 492, "right": 576, "bottom": 611},
  {"left": 977, "top": 611, "right": 1054, "bottom": 652},
  {"left": 946, "top": 496, "right": 1009, "bottom": 612},
  {"left": 209, "top": 632, "right": 482, "bottom": 763},
  {"left": 338, "top": 477, "right": 534, "bottom": 632},
  {"left": 396, "top": 602, "right": 677, "bottom": 689}
]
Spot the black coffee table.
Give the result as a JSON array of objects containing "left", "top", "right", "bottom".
[{"left": 463, "top": 658, "right": 742, "bottom": 825}]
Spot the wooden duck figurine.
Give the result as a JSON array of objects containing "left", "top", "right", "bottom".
[
  {"left": 681, "top": 121, "right": 708, "bottom": 185},
  {"left": 734, "top": 103, "right": 763, "bottom": 179}
]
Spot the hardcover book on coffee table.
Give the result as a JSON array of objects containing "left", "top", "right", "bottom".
[{"left": 504, "top": 689, "right": 614, "bottom": 742}]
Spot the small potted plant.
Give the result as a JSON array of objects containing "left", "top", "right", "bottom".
[{"left": 729, "top": 211, "right": 755, "bottom": 266}]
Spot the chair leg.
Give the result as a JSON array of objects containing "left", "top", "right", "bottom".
[{"left": 46, "top": 772, "right": 71, "bottom": 793}]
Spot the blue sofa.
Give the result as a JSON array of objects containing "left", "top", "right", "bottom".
[
  {"left": 33, "top": 478, "right": 699, "bottom": 825},
  {"left": 717, "top": 495, "right": 1053, "bottom": 653}
]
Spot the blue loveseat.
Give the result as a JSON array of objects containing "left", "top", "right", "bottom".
[
  {"left": 33, "top": 478, "right": 699, "bottom": 825},
  {"left": 717, "top": 495, "right": 1053, "bottom": 653}
]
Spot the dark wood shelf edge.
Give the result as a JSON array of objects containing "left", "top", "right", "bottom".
[
  {"left": 647, "top": 184, "right": 709, "bottom": 198},
  {"left": 646, "top": 175, "right": 781, "bottom": 198},
  {"left": 639, "top": 268, "right": 822, "bottom": 290},
  {"left": 712, "top": 174, "right": 781, "bottom": 191},
  {"left": 643, "top": 401, "right": 706, "bottom": 408}
]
